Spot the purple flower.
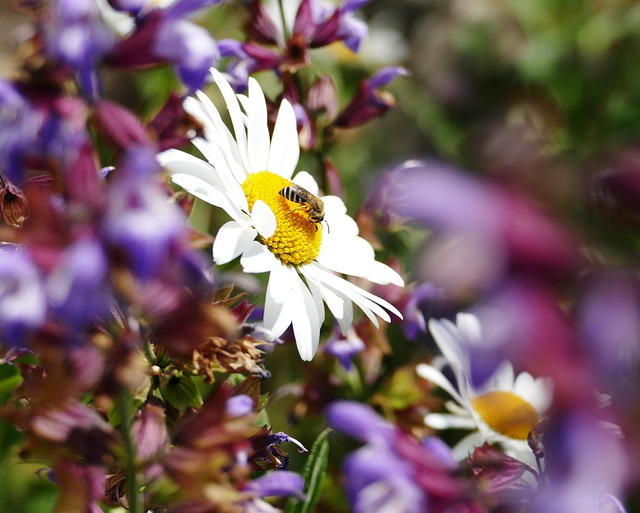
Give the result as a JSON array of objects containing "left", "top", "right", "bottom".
[
  {"left": 132, "top": 401, "right": 170, "bottom": 462},
  {"left": 380, "top": 160, "right": 582, "bottom": 296},
  {"left": 225, "top": 394, "right": 254, "bottom": 417},
  {"left": 327, "top": 401, "right": 471, "bottom": 513},
  {"left": 334, "top": 67, "right": 409, "bottom": 128},
  {"left": 0, "top": 248, "right": 47, "bottom": 345},
  {"left": 326, "top": 401, "right": 394, "bottom": 444},
  {"left": 105, "top": 0, "right": 222, "bottom": 91},
  {"left": 249, "top": 429, "right": 308, "bottom": 471},
  {"left": 154, "top": 19, "right": 220, "bottom": 91},
  {"left": 336, "top": 0, "right": 369, "bottom": 52},
  {"left": 45, "top": 0, "right": 116, "bottom": 96},
  {"left": 243, "top": 471, "right": 305, "bottom": 499},
  {"left": 101, "top": 147, "right": 185, "bottom": 279},
  {"left": 344, "top": 445, "right": 426, "bottom": 513},
  {"left": 47, "top": 236, "right": 112, "bottom": 327},
  {"left": 0, "top": 81, "right": 43, "bottom": 184},
  {"left": 577, "top": 271, "right": 640, "bottom": 403},
  {"left": 532, "top": 412, "right": 629, "bottom": 513},
  {"left": 324, "top": 327, "right": 365, "bottom": 370},
  {"left": 223, "top": 0, "right": 371, "bottom": 90},
  {"left": 106, "top": 0, "right": 147, "bottom": 15}
]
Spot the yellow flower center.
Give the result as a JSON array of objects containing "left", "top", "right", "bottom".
[
  {"left": 471, "top": 390, "right": 539, "bottom": 440},
  {"left": 242, "top": 171, "right": 322, "bottom": 265}
]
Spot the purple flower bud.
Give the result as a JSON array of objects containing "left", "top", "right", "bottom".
[
  {"left": 93, "top": 100, "right": 155, "bottom": 152},
  {"left": 243, "top": 471, "right": 305, "bottom": 499},
  {"left": 0, "top": 248, "right": 47, "bottom": 344},
  {"left": 307, "top": 75, "right": 338, "bottom": 119},
  {"left": 369, "top": 66, "right": 410, "bottom": 89},
  {"left": 334, "top": 67, "right": 408, "bottom": 128},
  {"left": 337, "top": 11, "right": 367, "bottom": 52},
  {"left": 225, "top": 394, "right": 254, "bottom": 417},
  {"left": 132, "top": 402, "right": 170, "bottom": 461},
  {"left": 326, "top": 401, "right": 394, "bottom": 445},
  {"left": 31, "top": 400, "right": 113, "bottom": 443},
  {"left": 154, "top": 19, "right": 219, "bottom": 91}
]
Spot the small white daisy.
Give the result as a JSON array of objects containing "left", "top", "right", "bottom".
[
  {"left": 416, "top": 313, "right": 552, "bottom": 464},
  {"left": 158, "top": 69, "right": 403, "bottom": 361}
]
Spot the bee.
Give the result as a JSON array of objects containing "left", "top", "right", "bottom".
[{"left": 279, "top": 184, "right": 327, "bottom": 231}]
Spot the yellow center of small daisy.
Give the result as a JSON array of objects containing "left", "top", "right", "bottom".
[
  {"left": 242, "top": 171, "right": 322, "bottom": 265},
  {"left": 471, "top": 391, "right": 539, "bottom": 440}
]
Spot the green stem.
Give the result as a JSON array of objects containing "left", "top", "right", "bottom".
[
  {"left": 117, "top": 390, "right": 142, "bottom": 513},
  {"left": 277, "top": 0, "right": 290, "bottom": 41},
  {"left": 143, "top": 339, "right": 156, "bottom": 366}
]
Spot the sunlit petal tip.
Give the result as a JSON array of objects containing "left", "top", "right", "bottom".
[
  {"left": 292, "top": 170, "right": 319, "bottom": 195},
  {"left": 240, "top": 241, "right": 279, "bottom": 273},
  {"left": 212, "top": 222, "right": 257, "bottom": 265},
  {"left": 251, "top": 200, "right": 277, "bottom": 238}
]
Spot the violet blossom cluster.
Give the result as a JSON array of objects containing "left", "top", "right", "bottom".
[
  {"left": 0, "top": 0, "right": 411, "bottom": 512},
  {"left": 1, "top": 0, "right": 635, "bottom": 512}
]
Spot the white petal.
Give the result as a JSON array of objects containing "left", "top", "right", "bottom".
[
  {"left": 416, "top": 363, "right": 466, "bottom": 407},
  {"left": 366, "top": 260, "right": 405, "bottom": 287},
  {"left": 159, "top": 149, "right": 247, "bottom": 223},
  {"left": 211, "top": 68, "right": 251, "bottom": 172},
  {"left": 246, "top": 77, "right": 270, "bottom": 173},
  {"left": 303, "top": 273, "right": 326, "bottom": 329},
  {"left": 424, "top": 413, "right": 477, "bottom": 430},
  {"left": 251, "top": 200, "right": 277, "bottom": 238},
  {"left": 488, "top": 360, "right": 516, "bottom": 392},
  {"left": 451, "top": 432, "right": 486, "bottom": 461},
  {"left": 190, "top": 137, "right": 247, "bottom": 207},
  {"left": 212, "top": 222, "right": 257, "bottom": 265},
  {"left": 322, "top": 195, "right": 348, "bottom": 216},
  {"left": 191, "top": 92, "right": 248, "bottom": 184},
  {"left": 305, "top": 263, "right": 402, "bottom": 321},
  {"left": 240, "top": 241, "right": 279, "bottom": 273},
  {"left": 428, "top": 319, "right": 469, "bottom": 389},
  {"left": 267, "top": 98, "right": 299, "bottom": 179},
  {"left": 317, "top": 234, "right": 404, "bottom": 286},
  {"left": 301, "top": 265, "right": 350, "bottom": 333},
  {"left": 316, "top": 237, "right": 375, "bottom": 277},
  {"left": 289, "top": 272, "right": 321, "bottom": 361},
  {"left": 264, "top": 264, "right": 295, "bottom": 337},
  {"left": 456, "top": 312, "right": 483, "bottom": 344},
  {"left": 292, "top": 171, "right": 319, "bottom": 195}
]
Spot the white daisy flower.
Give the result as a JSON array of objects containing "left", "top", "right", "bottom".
[
  {"left": 158, "top": 69, "right": 403, "bottom": 361},
  {"left": 416, "top": 313, "right": 552, "bottom": 465}
]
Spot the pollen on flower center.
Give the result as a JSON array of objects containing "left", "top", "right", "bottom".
[
  {"left": 242, "top": 171, "right": 322, "bottom": 265},
  {"left": 471, "top": 390, "right": 539, "bottom": 440}
]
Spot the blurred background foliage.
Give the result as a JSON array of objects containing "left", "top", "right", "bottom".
[{"left": 2, "top": 0, "right": 640, "bottom": 511}]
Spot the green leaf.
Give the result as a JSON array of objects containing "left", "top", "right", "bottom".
[
  {"left": 160, "top": 375, "right": 203, "bottom": 413},
  {"left": 0, "top": 364, "right": 22, "bottom": 405},
  {"left": 285, "top": 428, "right": 331, "bottom": 513},
  {"left": 0, "top": 417, "right": 22, "bottom": 464}
]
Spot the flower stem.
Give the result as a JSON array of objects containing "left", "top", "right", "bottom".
[
  {"left": 117, "top": 390, "right": 142, "bottom": 513},
  {"left": 278, "top": 0, "right": 290, "bottom": 40}
]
